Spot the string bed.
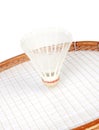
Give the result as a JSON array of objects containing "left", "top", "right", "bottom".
[{"left": 0, "top": 41, "right": 99, "bottom": 130}]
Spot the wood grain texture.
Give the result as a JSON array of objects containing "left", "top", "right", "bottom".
[
  {"left": 70, "top": 41, "right": 99, "bottom": 51},
  {"left": 0, "top": 53, "right": 29, "bottom": 72},
  {"left": 0, "top": 41, "right": 99, "bottom": 73},
  {"left": 72, "top": 119, "right": 99, "bottom": 130}
]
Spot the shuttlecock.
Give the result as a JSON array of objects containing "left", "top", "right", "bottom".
[{"left": 21, "top": 28, "right": 72, "bottom": 87}]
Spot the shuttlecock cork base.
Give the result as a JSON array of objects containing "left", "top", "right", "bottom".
[{"left": 42, "top": 77, "right": 60, "bottom": 87}]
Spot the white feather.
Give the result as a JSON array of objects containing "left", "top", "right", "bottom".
[{"left": 21, "top": 28, "right": 72, "bottom": 83}]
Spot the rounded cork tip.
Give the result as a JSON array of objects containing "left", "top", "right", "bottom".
[{"left": 42, "top": 77, "right": 60, "bottom": 87}]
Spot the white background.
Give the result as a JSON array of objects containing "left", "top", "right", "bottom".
[{"left": 0, "top": 0, "right": 99, "bottom": 62}]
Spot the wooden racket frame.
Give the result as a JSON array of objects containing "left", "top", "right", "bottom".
[{"left": 0, "top": 41, "right": 99, "bottom": 130}]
